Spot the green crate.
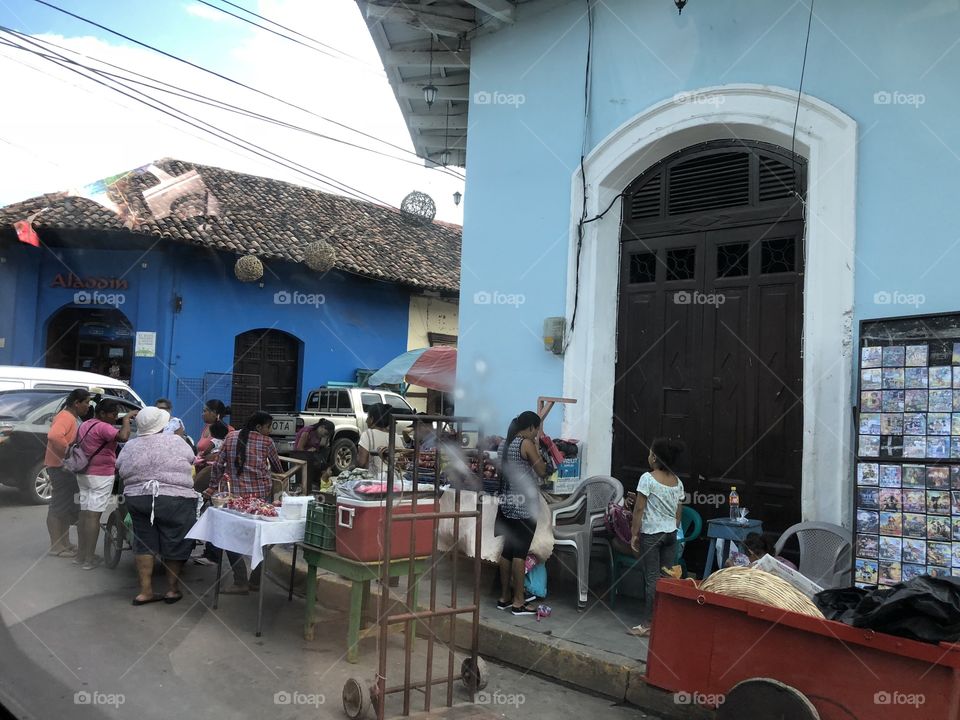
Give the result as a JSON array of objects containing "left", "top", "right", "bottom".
[{"left": 304, "top": 501, "right": 336, "bottom": 550}]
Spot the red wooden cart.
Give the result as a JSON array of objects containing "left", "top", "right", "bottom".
[{"left": 646, "top": 578, "right": 960, "bottom": 719}]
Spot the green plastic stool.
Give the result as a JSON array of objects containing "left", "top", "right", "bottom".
[{"left": 608, "top": 506, "right": 703, "bottom": 608}]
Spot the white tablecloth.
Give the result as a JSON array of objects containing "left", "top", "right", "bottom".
[{"left": 186, "top": 508, "right": 305, "bottom": 569}]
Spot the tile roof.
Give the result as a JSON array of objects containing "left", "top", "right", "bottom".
[{"left": 0, "top": 159, "right": 461, "bottom": 293}]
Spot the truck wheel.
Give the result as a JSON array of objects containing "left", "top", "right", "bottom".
[
  {"left": 331, "top": 438, "right": 357, "bottom": 474},
  {"left": 21, "top": 462, "right": 52, "bottom": 505}
]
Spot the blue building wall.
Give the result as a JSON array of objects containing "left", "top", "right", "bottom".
[
  {"left": 0, "top": 238, "right": 413, "bottom": 439},
  {"left": 458, "top": 0, "right": 960, "bottom": 435}
]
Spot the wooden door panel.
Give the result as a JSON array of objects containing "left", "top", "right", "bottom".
[{"left": 233, "top": 330, "right": 300, "bottom": 416}]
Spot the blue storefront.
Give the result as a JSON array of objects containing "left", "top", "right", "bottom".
[{"left": 0, "top": 160, "right": 460, "bottom": 439}]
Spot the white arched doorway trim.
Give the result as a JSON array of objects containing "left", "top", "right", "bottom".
[{"left": 562, "top": 84, "right": 857, "bottom": 527}]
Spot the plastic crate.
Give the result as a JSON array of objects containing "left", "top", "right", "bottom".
[{"left": 304, "top": 501, "right": 335, "bottom": 550}]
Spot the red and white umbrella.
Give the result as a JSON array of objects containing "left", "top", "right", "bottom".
[{"left": 367, "top": 346, "right": 457, "bottom": 392}]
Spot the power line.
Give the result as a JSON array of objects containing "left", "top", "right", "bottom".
[
  {"left": 0, "top": 28, "right": 464, "bottom": 180},
  {"left": 209, "top": 0, "right": 372, "bottom": 66},
  {"left": 1, "top": 32, "right": 391, "bottom": 206},
  {"left": 0, "top": 43, "right": 301, "bottom": 187},
  {"left": 32, "top": 0, "right": 464, "bottom": 178}
]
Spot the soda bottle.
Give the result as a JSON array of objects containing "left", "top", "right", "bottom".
[{"left": 729, "top": 486, "right": 740, "bottom": 521}]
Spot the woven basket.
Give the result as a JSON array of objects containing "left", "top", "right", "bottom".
[{"left": 699, "top": 566, "right": 825, "bottom": 619}]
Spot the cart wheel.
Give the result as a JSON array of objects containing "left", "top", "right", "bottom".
[
  {"left": 717, "top": 678, "right": 819, "bottom": 720},
  {"left": 461, "top": 656, "right": 489, "bottom": 692},
  {"left": 103, "top": 512, "right": 124, "bottom": 569},
  {"left": 342, "top": 678, "right": 368, "bottom": 720}
]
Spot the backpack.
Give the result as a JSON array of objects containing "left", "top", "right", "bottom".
[
  {"left": 604, "top": 502, "right": 634, "bottom": 545},
  {"left": 62, "top": 421, "right": 110, "bottom": 474}
]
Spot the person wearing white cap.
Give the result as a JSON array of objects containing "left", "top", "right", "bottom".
[{"left": 116, "top": 406, "right": 197, "bottom": 605}]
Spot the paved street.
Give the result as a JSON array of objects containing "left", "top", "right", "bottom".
[{"left": 0, "top": 487, "right": 664, "bottom": 719}]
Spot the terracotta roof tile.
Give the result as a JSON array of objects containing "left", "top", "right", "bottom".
[{"left": 0, "top": 159, "right": 461, "bottom": 293}]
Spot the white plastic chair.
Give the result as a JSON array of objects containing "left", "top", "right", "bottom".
[
  {"left": 774, "top": 521, "right": 852, "bottom": 589},
  {"left": 550, "top": 476, "right": 623, "bottom": 609}
]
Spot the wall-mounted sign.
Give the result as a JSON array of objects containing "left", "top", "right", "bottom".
[
  {"left": 51, "top": 273, "right": 129, "bottom": 290},
  {"left": 135, "top": 331, "right": 156, "bottom": 358}
]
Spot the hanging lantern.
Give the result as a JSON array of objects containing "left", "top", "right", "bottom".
[
  {"left": 234, "top": 254, "right": 264, "bottom": 282},
  {"left": 453, "top": 191, "right": 462, "bottom": 206},
  {"left": 303, "top": 238, "right": 337, "bottom": 272},
  {"left": 674, "top": 0, "right": 687, "bottom": 13},
  {"left": 439, "top": 148, "right": 451, "bottom": 166},
  {"left": 423, "top": 84, "right": 438, "bottom": 109}
]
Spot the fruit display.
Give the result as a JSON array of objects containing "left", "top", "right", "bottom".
[
  {"left": 225, "top": 496, "right": 279, "bottom": 517},
  {"left": 468, "top": 454, "right": 499, "bottom": 481},
  {"left": 337, "top": 468, "right": 376, "bottom": 482}
]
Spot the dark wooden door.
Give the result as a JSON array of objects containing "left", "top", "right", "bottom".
[
  {"left": 233, "top": 330, "right": 300, "bottom": 415},
  {"left": 613, "top": 141, "right": 805, "bottom": 540}
]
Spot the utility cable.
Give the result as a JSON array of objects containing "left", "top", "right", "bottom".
[
  {"left": 3, "top": 32, "right": 391, "bottom": 206},
  {"left": 32, "top": 0, "right": 464, "bottom": 176},
  {"left": 195, "top": 0, "right": 375, "bottom": 68},
  {"left": 0, "top": 28, "right": 464, "bottom": 179}
]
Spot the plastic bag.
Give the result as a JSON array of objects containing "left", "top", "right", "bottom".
[
  {"left": 524, "top": 562, "right": 548, "bottom": 599},
  {"left": 752, "top": 553, "right": 823, "bottom": 600}
]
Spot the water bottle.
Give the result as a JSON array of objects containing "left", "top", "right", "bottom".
[{"left": 729, "top": 486, "right": 740, "bottom": 521}]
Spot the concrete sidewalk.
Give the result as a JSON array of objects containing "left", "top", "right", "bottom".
[{"left": 267, "top": 544, "right": 708, "bottom": 720}]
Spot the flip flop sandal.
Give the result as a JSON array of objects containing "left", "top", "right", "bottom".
[
  {"left": 626, "top": 625, "right": 650, "bottom": 637},
  {"left": 163, "top": 592, "right": 183, "bottom": 604},
  {"left": 132, "top": 595, "right": 164, "bottom": 606},
  {"left": 49, "top": 548, "right": 77, "bottom": 558},
  {"left": 496, "top": 600, "right": 512, "bottom": 610}
]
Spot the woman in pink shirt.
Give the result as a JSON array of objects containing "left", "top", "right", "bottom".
[{"left": 76, "top": 400, "right": 137, "bottom": 569}]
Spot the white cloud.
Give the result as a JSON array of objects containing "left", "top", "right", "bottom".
[
  {"left": 184, "top": 3, "right": 229, "bottom": 22},
  {"left": 0, "top": 0, "right": 465, "bottom": 223}
]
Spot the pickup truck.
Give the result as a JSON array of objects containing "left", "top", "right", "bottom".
[{"left": 269, "top": 387, "right": 415, "bottom": 473}]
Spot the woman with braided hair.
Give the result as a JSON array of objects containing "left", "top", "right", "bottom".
[{"left": 210, "top": 410, "right": 283, "bottom": 593}]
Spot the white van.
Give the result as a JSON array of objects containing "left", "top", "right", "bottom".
[{"left": 0, "top": 366, "right": 145, "bottom": 406}]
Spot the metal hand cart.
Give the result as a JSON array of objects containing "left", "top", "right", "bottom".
[{"left": 340, "top": 414, "right": 489, "bottom": 720}]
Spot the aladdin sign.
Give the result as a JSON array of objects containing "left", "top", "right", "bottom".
[{"left": 51, "top": 273, "right": 129, "bottom": 290}]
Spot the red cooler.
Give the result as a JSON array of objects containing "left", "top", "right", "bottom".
[{"left": 335, "top": 495, "right": 437, "bottom": 562}]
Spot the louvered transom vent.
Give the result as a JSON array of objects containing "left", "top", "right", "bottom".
[
  {"left": 667, "top": 152, "right": 750, "bottom": 216},
  {"left": 629, "top": 172, "right": 661, "bottom": 220},
  {"left": 759, "top": 156, "right": 798, "bottom": 201}
]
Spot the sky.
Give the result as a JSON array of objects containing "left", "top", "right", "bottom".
[{"left": 0, "top": 0, "right": 466, "bottom": 223}]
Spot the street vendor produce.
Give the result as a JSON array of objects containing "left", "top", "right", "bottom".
[{"left": 210, "top": 411, "right": 284, "bottom": 593}]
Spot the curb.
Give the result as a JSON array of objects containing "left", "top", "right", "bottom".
[{"left": 265, "top": 546, "right": 713, "bottom": 719}]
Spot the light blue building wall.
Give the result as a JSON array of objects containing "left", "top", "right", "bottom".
[{"left": 457, "top": 0, "right": 960, "bottom": 438}]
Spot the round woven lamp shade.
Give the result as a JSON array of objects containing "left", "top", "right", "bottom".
[
  {"left": 303, "top": 239, "right": 336, "bottom": 272},
  {"left": 400, "top": 191, "right": 436, "bottom": 226},
  {"left": 234, "top": 254, "right": 264, "bottom": 282}
]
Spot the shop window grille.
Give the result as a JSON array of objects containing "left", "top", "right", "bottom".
[
  {"left": 666, "top": 248, "right": 696, "bottom": 281},
  {"left": 761, "top": 237, "right": 796, "bottom": 274},
  {"left": 717, "top": 242, "right": 750, "bottom": 278},
  {"left": 629, "top": 252, "right": 657, "bottom": 283}
]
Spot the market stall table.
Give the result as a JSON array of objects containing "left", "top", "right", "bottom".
[
  {"left": 702, "top": 517, "right": 763, "bottom": 579},
  {"left": 298, "top": 544, "right": 430, "bottom": 663},
  {"left": 187, "top": 507, "right": 306, "bottom": 636}
]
